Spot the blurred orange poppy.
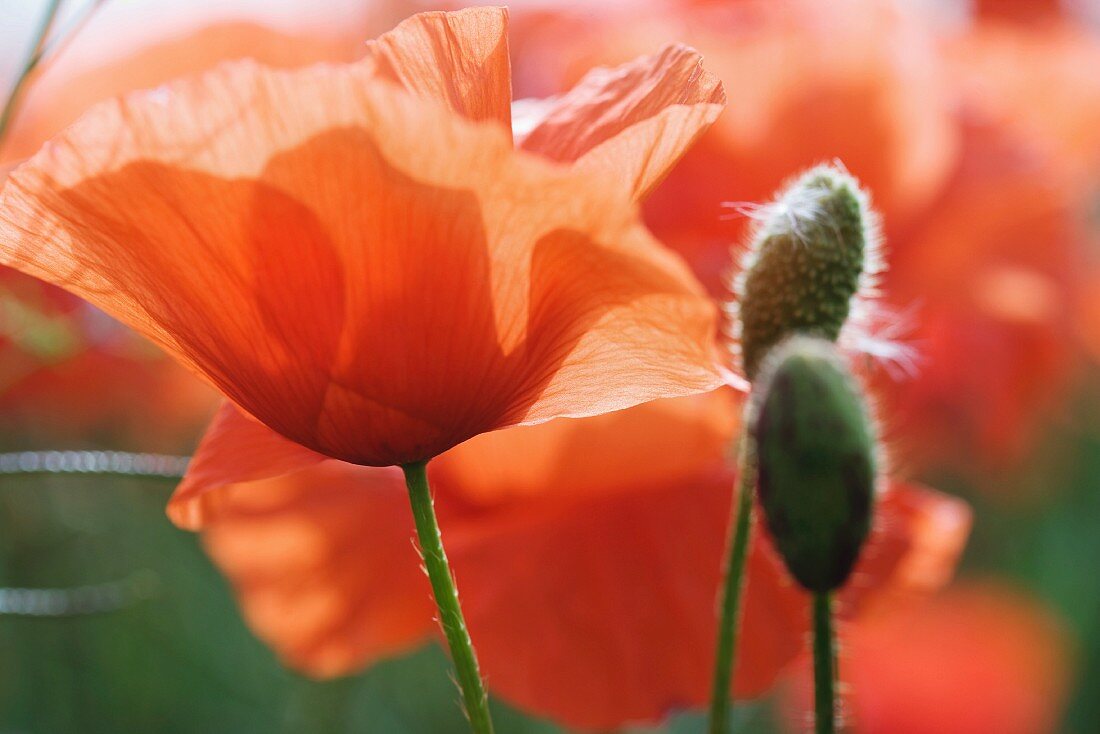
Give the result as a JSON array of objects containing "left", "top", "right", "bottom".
[
  {"left": 0, "top": 0, "right": 403, "bottom": 164},
  {"left": 188, "top": 389, "right": 970, "bottom": 729},
  {"left": 877, "top": 120, "right": 1082, "bottom": 471},
  {"left": 0, "top": 7, "right": 724, "bottom": 467},
  {"left": 947, "top": 10, "right": 1100, "bottom": 390},
  {"left": 782, "top": 583, "right": 1074, "bottom": 734},
  {"left": 518, "top": 0, "right": 955, "bottom": 295},
  {"left": 0, "top": 284, "right": 216, "bottom": 450},
  {"left": 949, "top": 15, "right": 1100, "bottom": 183},
  {"left": 973, "top": 0, "right": 1064, "bottom": 22},
  {"left": 500, "top": 0, "right": 1098, "bottom": 474}
]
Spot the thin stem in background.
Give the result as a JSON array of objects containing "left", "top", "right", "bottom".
[
  {"left": 41, "top": 0, "right": 109, "bottom": 60},
  {"left": 402, "top": 460, "right": 494, "bottom": 734},
  {"left": 708, "top": 431, "right": 756, "bottom": 734},
  {"left": 0, "top": 569, "right": 158, "bottom": 616},
  {"left": 0, "top": 450, "right": 187, "bottom": 481},
  {"left": 813, "top": 592, "right": 837, "bottom": 734},
  {"left": 0, "top": 0, "right": 64, "bottom": 145}
]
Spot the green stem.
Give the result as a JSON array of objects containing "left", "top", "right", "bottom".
[
  {"left": 813, "top": 592, "right": 837, "bottom": 734},
  {"left": 708, "top": 431, "right": 756, "bottom": 734},
  {"left": 402, "top": 461, "right": 493, "bottom": 734},
  {"left": 41, "top": 1, "right": 110, "bottom": 61},
  {"left": 0, "top": 0, "right": 63, "bottom": 146}
]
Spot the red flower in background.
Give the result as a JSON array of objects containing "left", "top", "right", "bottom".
[
  {"left": 947, "top": 7, "right": 1100, "bottom": 379},
  {"left": 950, "top": 9, "right": 1100, "bottom": 181},
  {"left": 0, "top": 0, "right": 408, "bottom": 164},
  {"left": 782, "top": 583, "right": 1075, "bottom": 734},
  {"left": 878, "top": 121, "right": 1082, "bottom": 472},
  {"left": 186, "top": 389, "right": 970, "bottom": 730},
  {"left": 488, "top": 0, "right": 1100, "bottom": 478},
  {"left": 973, "top": 0, "right": 1064, "bottom": 22},
  {"left": 0, "top": 269, "right": 214, "bottom": 449}
]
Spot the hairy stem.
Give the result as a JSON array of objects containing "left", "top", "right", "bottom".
[{"left": 402, "top": 461, "right": 493, "bottom": 734}]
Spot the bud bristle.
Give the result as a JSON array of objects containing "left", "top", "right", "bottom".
[
  {"left": 735, "top": 164, "right": 873, "bottom": 381},
  {"left": 750, "top": 336, "right": 876, "bottom": 594}
]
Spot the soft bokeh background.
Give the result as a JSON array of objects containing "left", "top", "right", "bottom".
[{"left": 0, "top": 0, "right": 1098, "bottom": 732}]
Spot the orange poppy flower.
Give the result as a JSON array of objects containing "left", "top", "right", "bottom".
[
  {"left": 189, "top": 389, "right": 970, "bottom": 729},
  {"left": 781, "top": 583, "right": 1074, "bottom": 734},
  {"left": 0, "top": 7, "right": 724, "bottom": 468}
]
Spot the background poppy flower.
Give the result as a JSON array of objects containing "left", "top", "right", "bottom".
[
  {"left": 948, "top": 13, "right": 1100, "bottom": 185},
  {"left": 780, "top": 582, "right": 1075, "bottom": 734},
  {"left": 876, "top": 120, "right": 1083, "bottom": 473},
  {"left": 972, "top": 0, "right": 1064, "bottom": 22},
  {"left": 0, "top": 7, "right": 724, "bottom": 470},
  {"left": 0, "top": 0, "right": 404, "bottom": 164},
  {"left": 483, "top": 0, "right": 1099, "bottom": 479},
  {"left": 184, "top": 387, "right": 970, "bottom": 730}
]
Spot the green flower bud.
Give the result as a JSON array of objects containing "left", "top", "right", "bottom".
[
  {"left": 734, "top": 164, "right": 876, "bottom": 381},
  {"left": 750, "top": 336, "right": 875, "bottom": 593}
]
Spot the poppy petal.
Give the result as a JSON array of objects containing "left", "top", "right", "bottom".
[
  {"left": 361, "top": 6, "right": 513, "bottom": 128},
  {"left": 444, "top": 473, "right": 804, "bottom": 729},
  {"left": 781, "top": 583, "right": 1074, "bottom": 734},
  {"left": 201, "top": 460, "right": 436, "bottom": 676},
  {"left": 0, "top": 8, "right": 386, "bottom": 164},
  {"left": 950, "top": 21, "right": 1100, "bottom": 178},
  {"left": 447, "top": 476, "right": 968, "bottom": 729},
  {"left": 842, "top": 583, "right": 1073, "bottom": 734},
  {"left": 433, "top": 389, "right": 738, "bottom": 505},
  {"left": 0, "top": 53, "right": 720, "bottom": 467},
  {"left": 169, "top": 401, "right": 327, "bottom": 530},
  {"left": 518, "top": 44, "right": 725, "bottom": 200},
  {"left": 845, "top": 481, "right": 973, "bottom": 601},
  {"left": 190, "top": 395, "right": 968, "bottom": 728}
]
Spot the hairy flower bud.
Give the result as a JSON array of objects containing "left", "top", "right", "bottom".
[
  {"left": 735, "top": 164, "right": 875, "bottom": 381},
  {"left": 750, "top": 337, "right": 875, "bottom": 593}
]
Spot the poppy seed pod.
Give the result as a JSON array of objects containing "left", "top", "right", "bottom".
[
  {"left": 750, "top": 336, "right": 876, "bottom": 593},
  {"left": 735, "top": 164, "right": 874, "bottom": 380}
]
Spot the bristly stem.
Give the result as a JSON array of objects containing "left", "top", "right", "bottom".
[
  {"left": 708, "top": 431, "right": 756, "bottom": 734},
  {"left": 402, "top": 461, "right": 494, "bottom": 734},
  {"left": 813, "top": 592, "right": 837, "bottom": 734},
  {"left": 0, "top": 0, "right": 63, "bottom": 145}
]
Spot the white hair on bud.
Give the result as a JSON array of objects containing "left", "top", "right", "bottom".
[
  {"left": 841, "top": 299, "right": 921, "bottom": 380},
  {"left": 723, "top": 160, "right": 916, "bottom": 385}
]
